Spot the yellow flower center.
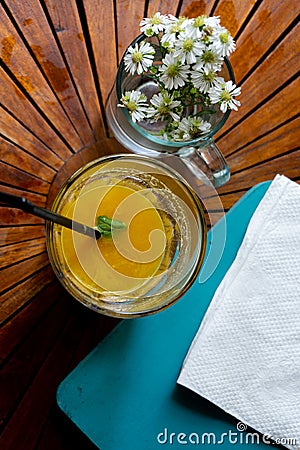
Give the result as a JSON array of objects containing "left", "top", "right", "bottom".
[
  {"left": 202, "top": 50, "right": 215, "bottom": 63},
  {"left": 126, "top": 101, "right": 137, "bottom": 111},
  {"left": 151, "top": 17, "right": 162, "bottom": 25},
  {"left": 132, "top": 51, "right": 143, "bottom": 63},
  {"left": 182, "top": 38, "right": 194, "bottom": 52},
  {"left": 220, "top": 91, "right": 231, "bottom": 102},
  {"left": 203, "top": 70, "right": 214, "bottom": 82},
  {"left": 219, "top": 31, "right": 230, "bottom": 44},
  {"left": 194, "top": 16, "right": 206, "bottom": 28},
  {"left": 167, "top": 64, "right": 179, "bottom": 77}
]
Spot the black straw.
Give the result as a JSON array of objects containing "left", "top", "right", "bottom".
[{"left": 0, "top": 191, "right": 101, "bottom": 239}]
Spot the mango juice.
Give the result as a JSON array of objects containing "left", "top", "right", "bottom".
[
  {"left": 47, "top": 155, "right": 206, "bottom": 317},
  {"left": 59, "top": 181, "right": 176, "bottom": 294}
]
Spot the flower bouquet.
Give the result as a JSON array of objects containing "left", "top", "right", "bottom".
[{"left": 118, "top": 12, "right": 241, "bottom": 142}]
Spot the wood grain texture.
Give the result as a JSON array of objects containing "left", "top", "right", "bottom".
[
  {"left": 82, "top": 0, "right": 118, "bottom": 104},
  {"left": 44, "top": 0, "right": 106, "bottom": 141},
  {"left": 0, "top": 0, "right": 299, "bottom": 448},
  {"left": 180, "top": 0, "right": 215, "bottom": 16},
  {"left": 0, "top": 4, "right": 83, "bottom": 150}
]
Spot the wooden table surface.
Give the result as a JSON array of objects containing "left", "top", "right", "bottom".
[{"left": 0, "top": 1, "right": 299, "bottom": 449}]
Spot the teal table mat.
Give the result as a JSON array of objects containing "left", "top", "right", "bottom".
[{"left": 57, "top": 182, "right": 272, "bottom": 450}]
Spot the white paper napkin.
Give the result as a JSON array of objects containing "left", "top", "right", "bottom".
[{"left": 178, "top": 175, "right": 300, "bottom": 449}]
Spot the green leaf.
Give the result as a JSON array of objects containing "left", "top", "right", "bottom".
[{"left": 96, "top": 215, "right": 127, "bottom": 238}]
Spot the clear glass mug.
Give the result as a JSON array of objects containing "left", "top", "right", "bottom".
[
  {"left": 46, "top": 154, "right": 207, "bottom": 318},
  {"left": 106, "top": 34, "right": 235, "bottom": 187}
]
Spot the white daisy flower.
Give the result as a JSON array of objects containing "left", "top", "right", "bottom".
[
  {"left": 204, "top": 16, "right": 221, "bottom": 28},
  {"left": 185, "top": 16, "right": 206, "bottom": 39},
  {"left": 161, "top": 16, "right": 188, "bottom": 47},
  {"left": 209, "top": 80, "right": 241, "bottom": 113},
  {"left": 173, "top": 31, "right": 206, "bottom": 64},
  {"left": 140, "top": 12, "right": 170, "bottom": 36},
  {"left": 123, "top": 41, "right": 155, "bottom": 75},
  {"left": 147, "top": 92, "right": 181, "bottom": 121},
  {"left": 210, "top": 26, "right": 236, "bottom": 57},
  {"left": 159, "top": 53, "right": 190, "bottom": 90},
  {"left": 118, "top": 90, "right": 148, "bottom": 122},
  {"left": 173, "top": 116, "right": 211, "bottom": 140},
  {"left": 191, "top": 67, "right": 224, "bottom": 93},
  {"left": 193, "top": 48, "right": 223, "bottom": 72}
]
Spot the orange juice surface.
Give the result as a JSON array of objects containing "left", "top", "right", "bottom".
[{"left": 60, "top": 182, "right": 169, "bottom": 294}]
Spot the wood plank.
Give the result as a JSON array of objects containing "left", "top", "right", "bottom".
[
  {"left": 0, "top": 6, "right": 83, "bottom": 151},
  {"left": 0, "top": 252, "right": 49, "bottom": 295},
  {"left": 0, "top": 279, "right": 61, "bottom": 356},
  {"left": 0, "top": 136, "right": 56, "bottom": 183},
  {"left": 45, "top": 0, "right": 105, "bottom": 141},
  {"left": 83, "top": 0, "right": 118, "bottom": 104},
  {"left": 0, "top": 225, "right": 45, "bottom": 246},
  {"left": 0, "top": 185, "right": 46, "bottom": 207},
  {"left": 0, "top": 68, "right": 72, "bottom": 161},
  {"left": 116, "top": 0, "right": 145, "bottom": 60},
  {"left": 0, "top": 106, "right": 65, "bottom": 170},
  {"left": 180, "top": 0, "right": 215, "bottom": 16},
  {"left": 0, "top": 206, "right": 44, "bottom": 226},
  {"left": 0, "top": 267, "right": 56, "bottom": 332},
  {"left": 0, "top": 307, "right": 98, "bottom": 450},
  {"left": 218, "top": 149, "right": 300, "bottom": 194},
  {"left": 217, "top": 77, "right": 299, "bottom": 155},
  {"left": 0, "top": 162, "right": 50, "bottom": 195},
  {"left": 228, "top": 116, "right": 300, "bottom": 172},
  {"left": 230, "top": 0, "right": 298, "bottom": 83},
  {"left": 0, "top": 237, "right": 46, "bottom": 269},
  {"left": 0, "top": 293, "right": 72, "bottom": 432},
  {"left": 218, "top": 190, "right": 248, "bottom": 210},
  {"left": 222, "top": 23, "right": 299, "bottom": 134},
  {"left": 4, "top": 0, "right": 96, "bottom": 147},
  {"left": 147, "top": 0, "right": 179, "bottom": 16},
  {"left": 214, "top": 0, "right": 259, "bottom": 36},
  {"left": 36, "top": 313, "right": 118, "bottom": 450}
]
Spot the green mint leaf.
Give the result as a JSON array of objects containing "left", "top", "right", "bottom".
[{"left": 96, "top": 215, "right": 127, "bottom": 238}]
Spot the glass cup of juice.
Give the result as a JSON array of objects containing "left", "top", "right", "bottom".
[{"left": 46, "top": 154, "right": 207, "bottom": 318}]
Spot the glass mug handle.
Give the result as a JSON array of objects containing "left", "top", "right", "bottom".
[{"left": 178, "top": 138, "right": 230, "bottom": 187}]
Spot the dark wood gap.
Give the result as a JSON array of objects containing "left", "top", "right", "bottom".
[
  {"left": 76, "top": 0, "right": 110, "bottom": 138},
  {"left": 0, "top": 160, "right": 52, "bottom": 188},
  {"left": 0, "top": 180, "right": 50, "bottom": 198},
  {"left": 0, "top": 302, "right": 94, "bottom": 449},
  {"left": 113, "top": 0, "right": 119, "bottom": 66},
  {"left": 0, "top": 246, "right": 46, "bottom": 270},
  {"left": 1, "top": 1, "right": 85, "bottom": 148},
  {"left": 176, "top": 0, "right": 184, "bottom": 17},
  {"left": 237, "top": 15, "right": 299, "bottom": 86},
  {"left": 144, "top": 0, "right": 149, "bottom": 19},
  {"left": 210, "top": 0, "right": 222, "bottom": 16},
  {"left": 34, "top": 312, "right": 118, "bottom": 450},
  {"left": 0, "top": 295, "right": 72, "bottom": 433},
  {"left": 38, "top": 0, "right": 96, "bottom": 141},
  {"left": 222, "top": 112, "right": 299, "bottom": 159},
  {"left": 0, "top": 159, "right": 51, "bottom": 187},
  {"left": 0, "top": 280, "right": 61, "bottom": 356},
  {"left": 0, "top": 223, "right": 45, "bottom": 229},
  {"left": 203, "top": 186, "right": 250, "bottom": 200},
  {"left": 233, "top": 0, "right": 265, "bottom": 41},
  {"left": 0, "top": 256, "right": 49, "bottom": 297},
  {"left": 0, "top": 133, "right": 59, "bottom": 175},
  {"left": 217, "top": 71, "right": 299, "bottom": 145},
  {"left": 230, "top": 146, "right": 300, "bottom": 176},
  {"left": 0, "top": 62, "right": 75, "bottom": 155},
  {"left": 0, "top": 104, "right": 66, "bottom": 165}
]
